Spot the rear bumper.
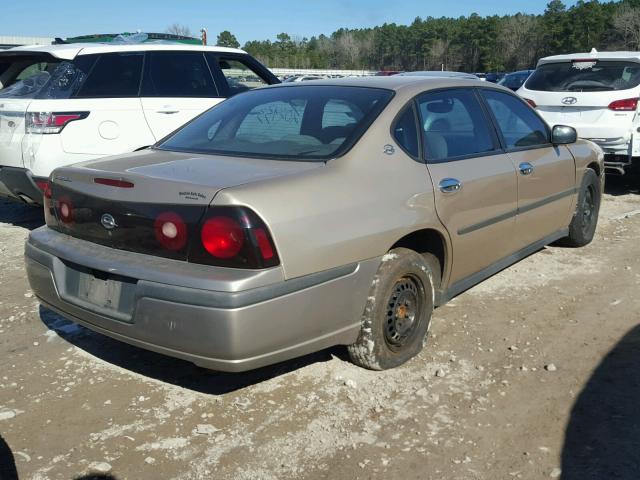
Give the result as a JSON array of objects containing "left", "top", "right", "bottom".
[
  {"left": 25, "top": 227, "right": 378, "bottom": 372},
  {"left": 0, "top": 166, "right": 44, "bottom": 204}
]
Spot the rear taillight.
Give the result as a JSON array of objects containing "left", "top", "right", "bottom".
[
  {"left": 190, "top": 206, "right": 279, "bottom": 269},
  {"left": 34, "top": 179, "right": 52, "bottom": 199},
  {"left": 523, "top": 98, "right": 537, "bottom": 108},
  {"left": 608, "top": 97, "right": 639, "bottom": 111},
  {"left": 154, "top": 211, "right": 188, "bottom": 251},
  {"left": 25, "top": 111, "right": 89, "bottom": 134},
  {"left": 201, "top": 216, "right": 245, "bottom": 259}
]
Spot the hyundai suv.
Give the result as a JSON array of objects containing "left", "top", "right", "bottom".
[{"left": 518, "top": 50, "right": 640, "bottom": 175}]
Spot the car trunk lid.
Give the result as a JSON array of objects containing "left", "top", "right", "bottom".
[{"left": 47, "top": 149, "right": 322, "bottom": 260}]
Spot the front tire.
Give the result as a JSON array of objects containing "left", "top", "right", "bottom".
[
  {"left": 347, "top": 248, "right": 439, "bottom": 370},
  {"left": 561, "top": 169, "right": 601, "bottom": 247}
]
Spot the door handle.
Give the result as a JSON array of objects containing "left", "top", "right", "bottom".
[
  {"left": 157, "top": 109, "right": 179, "bottom": 114},
  {"left": 519, "top": 162, "right": 534, "bottom": 176},
  {"left": 439, "top": 178, "right": 462, "bottom": 193}
]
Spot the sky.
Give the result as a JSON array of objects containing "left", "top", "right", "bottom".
[{"left": 2, "top": 0, "right": 578, "bottom": 45}]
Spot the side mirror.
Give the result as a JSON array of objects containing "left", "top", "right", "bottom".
[{"left": 551, "top": 125, "right": 577, "bottom": 145}]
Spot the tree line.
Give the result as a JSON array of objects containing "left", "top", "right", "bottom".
[{"left": 206, "top": 0, "right": 640, "bottom": 72}]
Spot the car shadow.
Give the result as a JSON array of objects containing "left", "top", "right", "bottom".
[
  {"left": 0, "top": 200, "right": 44, "bottom": 230},
  {"left": 604, "top": 173, "right": 640, "bottom": 196},
  {"left": 39, "top": 306, "right": 346, "bottom": 396},
  {"left": 561, "top": 324, "right": 640, "bottom": 479},
  {"left": 0, "top": 434, "right": 18, "bottom": 480}
]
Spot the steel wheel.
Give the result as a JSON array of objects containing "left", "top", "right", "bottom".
[
  {"left": 581, "top": 184, "right": 596, "bottom": 237},
  {"left": 384, "top": 275, "right": 425, "bottom": 351}
]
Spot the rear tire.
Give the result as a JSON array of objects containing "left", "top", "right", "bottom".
[
  {"left": 560, "top": 169, "right": 601, "bottom": 247},
  {"left": 347, "top": 248, "right": 439, "bottom": 370}
]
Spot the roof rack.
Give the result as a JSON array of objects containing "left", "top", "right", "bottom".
[{"left": 63, "top": 32, "right": 202, "bottom": 45}]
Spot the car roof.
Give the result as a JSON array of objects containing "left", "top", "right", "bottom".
[
  {"left": 397, "top": 71, "right": 479, "bottom": 79},
  {"left": 4, "top": 42, "right": 246, "bottom": 61},
  {"left": 263, "top": 75, "right": 510, "bottom": 97},
  {"left": 539, "top": 50, "right": 640, "bottom": 65}
]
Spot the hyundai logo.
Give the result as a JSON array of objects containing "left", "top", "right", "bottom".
[
  {"left": 100, "top": 213, "right": 117, "bottom": 230},
  {"left": 561, "top": 96, "right": 578, "bottom": 105}
]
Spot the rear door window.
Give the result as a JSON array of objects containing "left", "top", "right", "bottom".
[
  {"left": 481, "top": 90, "right": 549, "bottom": 149},
  {"left": 208, "top": 55, "right": 270, "bottom": 97},
  {"left": 393, "top": 107, "right": 420, "bottom": 158},
  {"left": 417, "top": 89, "right": 497, "bottom": 162},
  {"left": 525, "top": 60, "right": 640, "bottom": 92},
  {"left": 141, "top": 52, "right": 218, "bottom": 97},
  {"left": 76, "top": 52, "right": 143, "bottom": 98}
]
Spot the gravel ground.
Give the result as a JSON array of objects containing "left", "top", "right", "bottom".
[{"left": 1, "top": 176, "right": 639, "bottom": 480}]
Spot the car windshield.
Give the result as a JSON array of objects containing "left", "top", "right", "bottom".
[
  {"left": 157, "top": 85, "right": 394, "bottom": 161},
  {"left": 525, "top": 60, "right": 640, "bottom": 92}
]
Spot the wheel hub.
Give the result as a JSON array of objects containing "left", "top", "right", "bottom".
[{"left": 385, "top": 276, "right": 421, "bottom": 347}]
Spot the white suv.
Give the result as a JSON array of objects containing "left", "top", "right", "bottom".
[
  {"left": 0, "top": 43, "right": 278, "bottom": 204},
  {"left": 518, "top": 50, "right": 640, "bottom": 174}
]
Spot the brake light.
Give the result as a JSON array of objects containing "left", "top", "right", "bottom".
[
  {"left": 253, "top": 228, "right": 275, "bottom": 260},
  {"left": 201, "top": 216, "right": 244, "bottom": 258},
  {"left": 191, "top": 206, "right": 279, "bottom": 269},
  {"left": 34, "top": 179, "right": 52, "bottom": 199},
  {"left": 94, "top": 178, "right": 135, "bottom": 188},
  {"left": 608, "top": 97, "right": 639, "bottom": 111},
  {"left": 25, "top": 111, "right": 88, "bottom": 134},
  {"left": 524, "top": 98, "right": 537, "bottom": 108},
  {"left": 154, "top": 211, "right": 188, "bottom": 251}
]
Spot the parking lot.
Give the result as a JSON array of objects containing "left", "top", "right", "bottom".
[{"left": 0, "top": 176, "right": 637, "bottom": 479}]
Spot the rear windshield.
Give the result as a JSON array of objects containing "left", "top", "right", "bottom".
[
  {"left": 157, "top": 85, "right": 393, "bottom": 161},
  {"left": 525, "top": 60, "right": 640, "bottom": 92},
  {"left": 0, "top": 54, "right": 62, "bottom": 98},
  {"left": 498, "top": 72, "right": 530, "bottom": 89}
]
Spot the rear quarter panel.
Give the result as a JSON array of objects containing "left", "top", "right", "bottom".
[
  {"left": 567, "top": 139, "right": 605, "bottom": 189},
  {"left": 212, "top": 110, "right": 450, "bottom": 281}
]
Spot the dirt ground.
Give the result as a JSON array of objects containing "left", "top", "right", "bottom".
[{"left": 1, "top": 176, "right": 639, "bottom": 480}]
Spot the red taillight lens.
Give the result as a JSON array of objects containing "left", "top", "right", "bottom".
[
  {"left": 94, "top": 178, "right": 135, "bottom": 188},
  {"left": 191, "top": 207, "right": 279, "bottom": 268},
  {"left": 608, "top": 97, "right": 639, "bottom": 111},
  {"left": 154, "top": 211, "right": 188, "bottom": 251},
  {"left": 524, "top": 98, "right": 537, "bottom": 108},
  {"left": 201, "top": 216, "right": 245, "bottom": 259},
  {"left": 253, "top": 228, "right": 274, "bottom": 260},
  {"left": 34, "top": 179, "right": 52, "bottom": 199},
  {"left": 25, "top": 111, "right": 89, "bottom": 134}
]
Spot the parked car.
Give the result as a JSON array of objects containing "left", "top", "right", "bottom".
[
  {"left": 0, "top": 43, "right": 278, "bottom": 205},
  {"left": 396, "top": 71, "right": 479, "bottom": 80},
  {"left": 485, "top": 72, "right": 506, "bottom": 83},
  {"left": 25, "top": 77, "right": 603, "bottom": 372},
  {"left": 375, "top": 71, "right": 402, "bottom": 76},
  {"left": 498, "top": 70, "right": 534, "bottom": 91},
  {"left": 518, "top": 50, "right": 640, "bottom": 175},
  {"left": 282, "top": 75, "right": 325, "bottom": 82}
]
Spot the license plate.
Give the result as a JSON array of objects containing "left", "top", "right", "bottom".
[{"left": 77, "top": 274, "right": 123, "bottom": 311}]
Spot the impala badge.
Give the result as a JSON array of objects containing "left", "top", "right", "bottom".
[{"left": 100, "top": 213, "right": 117, "bottom": 230}]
